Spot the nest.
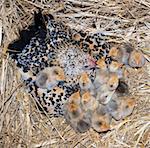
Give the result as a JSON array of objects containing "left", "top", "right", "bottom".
[{"left": 0, "top": 0, "right": 150, "bottom": 147}]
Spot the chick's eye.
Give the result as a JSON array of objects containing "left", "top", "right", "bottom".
[
  {"left": 125, "top": 105, "right": 129, "bottom": 108},
  {"left": 82, "top": 82, "right": 85, "bottom": 86},
  {"left": 96, "top": 121, "right": 102, "bottom": 126},
  {"left": 53, "top": 70, "right": 59, "bottom": 75}
]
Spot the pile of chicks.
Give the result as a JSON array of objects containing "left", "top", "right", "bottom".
[
  {"left": 7, "top": 11, "right": 146, "bottom": 133},
  {"left": 64, "top": 63, "right": 135, "bottom": 133}
]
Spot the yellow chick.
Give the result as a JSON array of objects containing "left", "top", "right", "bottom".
[{"left": 35, "top": 66, "right": 65, "bottom": 89}]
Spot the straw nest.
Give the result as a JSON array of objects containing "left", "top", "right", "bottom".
[{"left": 0, "top": 0, "right": 150, "bottom": 147}]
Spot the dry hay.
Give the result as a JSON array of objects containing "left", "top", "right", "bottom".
[{"left": 0, "top": 0, "right": 150, "bottom": 147}]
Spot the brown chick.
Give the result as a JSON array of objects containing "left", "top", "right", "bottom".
[
  {"left": 96, "top": 57, "right": 108, "bottom": 71},
  {"left": 64, "top": 91, "right": 92, "bottom": 133},
  {"left": 109, "top": 43, "right": 134, "bottom": 65},
  {"left": 108, "top": 60, "right": 123, "bottom": 78},
  {"left": 75, "top": 114, "right": 92, "bottom": 133},
  {"left": 94, "top": 70, "right": 109, "bottom": 90},
  {"left": 128, "top": 50, "right": 146, "bottom": 68},
  {"left": 107, "top": 73, "right": 119, "bottom": 91},
  {"left": 108, "top": 61, "right": 123, "bottom": 72},
  {"left": 79, "top": 72, "right": 95, "bottom": 95},
  {"left": 91, "top": 104, "right": 112, "bottom": 132},
  {"left": 65, "top": 110, "right": 92, "bottom": 133},
  {"left": 81, "top": 91, "right": 98, "bottom": 112},
  {"left": 35, "top": 66, "right": 65, "bottom": 89},
  {"left": 64, "top": 92, "right": 82, "bottom": 119},
  {"left": 96, "top": 84, "right": 115, "bottom": 104},
  {"left": 106, "top": 95, "right": 136, "bottom": 120}
]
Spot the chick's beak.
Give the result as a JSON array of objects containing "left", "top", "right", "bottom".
[
  {"left": 57, "top": 73, "right": 65, "bottom": 81},
  {"left": 101, "top": 122, "right": 110, "bottom": 132}
]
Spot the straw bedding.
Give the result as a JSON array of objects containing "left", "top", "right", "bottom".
[{"left": 0, "top": 0, "right": 150, "bottom": 147}]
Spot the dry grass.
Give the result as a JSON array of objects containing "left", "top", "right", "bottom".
[{"left": 0, "top": 0, "right": 150, "bottom": 147}]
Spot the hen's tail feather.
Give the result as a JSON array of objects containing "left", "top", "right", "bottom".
[{"left": 7, "top": 10, "right": 50, "bottom": 59}]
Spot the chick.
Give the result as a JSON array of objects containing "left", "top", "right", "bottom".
[
  {"left": 108, "top": 47, "right": 119, "bottom": 59},
  {"left": 96, "top": 84, "right": 115, "bottom": 104},
  {"left": 107, "top": 73, "right": 119, "bottom": 91},
  {"left": 96, "top": 57, "right": 108, "bottom": 71},
  {"left": 108, "top": 61, "right": 123, "bottom": 78},
  {"left": 94, "top": 70, "right": 109, "bottom": 90},
  {"left": 91, "top": 104, "right": 112, "bottom": 132},
  {"left": 35, "top": 66, "right": 65, "bottom": 89},
  {"left": 128, "top": 50, "right": 146, "bottom": 68},
  {"left": 94, "top": 57, "right": 114, "bottom": 89},
  {"left": 75, "top": 114, "right": 92, "bottom": 133},
  {"left": 64, "top": 92, "right": 92, "bottom": 133},
  {"left": 65, "top": 111, "right": 91, "bottom": 133},
  {"left": 106, "top": 95, "right": 135, "bottom": 120},
  {"left": 79, "top": 72, "right": 95, "bottom": 95},
  {"left": 81, "top": 91, "right": 98, "bottom": 112},
  {"left": 66, "top": 91, "right": 81, "bottom": 106},
  {"left": 64, "top": 91, "right": 82, "bottom": 123},
  {"left": 108, "top": 61, "right": 123, "bottom": 73},
  {"left": 109, "top": 43, "right": 134, "bottom": 65},
  {"left": 121, "top": 97, "right": 136, "bottom": 119}
]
